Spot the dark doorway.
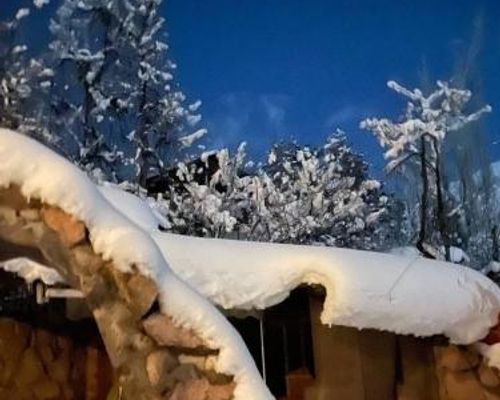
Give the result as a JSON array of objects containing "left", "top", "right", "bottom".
[{"left": 229, "top": 288, "right": 315, "bottom": 398}]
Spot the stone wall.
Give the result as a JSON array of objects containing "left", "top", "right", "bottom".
[
  {"left": 0, "top": 185, "right": 235, "bottom": 400},
  {"left": 0, "top": 317, "right": 111, "bottom": 400},
  {"left": 435, "top": 344, "right": 500, "bottom": 400}
]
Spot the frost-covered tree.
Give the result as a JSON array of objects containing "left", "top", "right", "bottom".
[
  {"left": 446, "top": 16, "right": 500, "bottom": 270},
  {"left": 157, "top": 133, "right": 402, "bottom": 250},
  {"left": 0, "top": 0, "right": 204, "bottom": 186},
  {"left": 47, "top": 0, "right": 137, "bottom": 180},
  {"left": 40, "top": 0, "right": 204, "bottom": 184},
  {"left": 0, "top": 8, "right": 26, "bottom": 128},
  {"left": 0, "top": 7, "right": 53, "bottom": 144},
  {"left": 155, "top": 144, "right": 248, "bottom": 238},
  {"left": 118, "top": 0, "right": 206, "bottom": 188},
  {"left": 251, "top": 134, "right": 402, "bottom": 249},
  {"left": 361, "top": 80, "right": 491, "bottom": 260}
]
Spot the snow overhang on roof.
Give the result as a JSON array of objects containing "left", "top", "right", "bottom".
[{"left": 99, "top": 169, "right": 500, "bottom": 346}]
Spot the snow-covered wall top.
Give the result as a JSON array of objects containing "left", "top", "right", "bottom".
[
  {"left": 2, "top": 128, "right": 500, "bottom": 377},
  {"left": 0, "top": 129, "right": 272, "bottom": 400},
  {"left": 98, "top": 180, "right": 500, "bottom": 345}
]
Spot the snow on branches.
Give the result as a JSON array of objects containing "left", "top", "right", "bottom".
[
  {"left": 120, "top": 0, "right": 206, "bottom": 186},
  {"left": 0, "top": 7, "right": 54, "bottom": 145},
  {"left": 361, "top": 80, "right": 491, "bottom": 172},
  {"left": 361, "top": 80, "right": 491, "bottom": 261},
  {"left": 1, "top": 0, "right": 205, "bottom": 187},
  {"left": 157, "top": 133, "right": 402, "bottom": 250}
]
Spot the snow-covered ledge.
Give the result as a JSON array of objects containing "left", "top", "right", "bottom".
[
  {"left": 3, "top": 127, "right": 500, "bottom": 398},
  {"left": 99, "top": 177, "right": 500, "bottom": 346},
  {"left": 0, "top": 129, "right": 272, "bottom": 400}
]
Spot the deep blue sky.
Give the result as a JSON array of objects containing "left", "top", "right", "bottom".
[
  {"left": 164, "top": 0, "right": 500, "bottom": 171},
  {"left": 2, "top": 0, "right": 500, "bottom": 173}
]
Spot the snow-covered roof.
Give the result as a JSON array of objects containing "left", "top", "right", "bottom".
[
  {"left": 2, "top": 129, "right": 500, "bottom": 384},
  {"left": 0, "top": 129, "right": 272, "bottom": 400},
  {"left": 98, "top": 181, "right": 500, "bottom": 345}
]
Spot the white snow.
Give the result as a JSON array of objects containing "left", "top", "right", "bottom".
[
  {"left": 0, "top": 129, "right": 272, "bottom": 400},
  {"left": 153, "top": 234, "right": 500, "bottom": 344},
  {"left": 390, "top": 245, "right": 470, "bottom": 264},
  {"left": 0, "top": 257, "right": 64, "bottom": 285},
  {"left": 33, "top": 0, "right": 50, "bottom": 8},
  {"left": 12, "top": 45, "right": 28, "bottom": 55},
  {"left": 449, "top": 246, "right": 470, "bottom": 264},
  {"left": 491, "top": 262, "right": 500, "bottom": 274},
  {"left": 97, "top": 182, "right": 500, "bottom": 345},
  {"left": 476, "top": 343, "right": 500, "bottom": 370},
  {"left": 3, "top": 128, "right": 500, "bottom": 391},
  {"left": 15, "top": 8, "right": 30, "bottom": 20},
  {"left": 178, "top": 128, "right": 207, "bottom": 148},
  {"left": 97, "top": 183, "right": 168, "bottom": 231},
  {"left": 389, "top": 246, "right": 422, "bottom": 258}
]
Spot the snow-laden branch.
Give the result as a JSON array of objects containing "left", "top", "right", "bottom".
[{"left": 362, "top": 80, "right": 492, "bottom": 170}]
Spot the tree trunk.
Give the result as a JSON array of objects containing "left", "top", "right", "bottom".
[
  {"left": 433, "top": 138, "right": 450, "bottom": 262},
  {"left": 493, "top": 226, "right": 499, "bottom": 262},
  {"left": 416, "top": 137, "right": 433, "bottom": 259}
]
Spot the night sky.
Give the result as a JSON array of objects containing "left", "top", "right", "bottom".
[
  {"left": 165, "top": 0, "right": 500, "bottom": 171},
  {"left": 3, "top": 0, "right": 500, "bottom": 172}
]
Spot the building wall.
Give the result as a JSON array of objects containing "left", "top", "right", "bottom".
[
  {"left": 0, "top": 317, "right": 113, "bottom": 400},
  {"left": 0, "top": 185, "right": 237, "bottom": 400},
  {"left": 302, "top": 296, "right": 500, "bottom": 400},
  {"left": 305, "top": 297, "right": 400, "bottom": 400}
]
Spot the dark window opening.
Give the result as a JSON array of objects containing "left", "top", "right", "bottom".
[
  {"left": 229, "top": 288, "right": 315, "bottom": 398},
  {"left": 0, "top": 269, "right": 103, "bottom": 345}
]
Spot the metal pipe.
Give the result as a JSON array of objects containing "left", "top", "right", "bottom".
[
  {"left": 46, "top": 288, "right": 84, "bottom": 299},
  {"left": 34, "top": 281, "right": 84, "bottom": 304},
  {"left": 259, "top": 314, "right": 267, "bottom": 382}
]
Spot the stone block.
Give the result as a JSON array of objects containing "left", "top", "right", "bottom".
[
  {"left": 0, "top": 206, "right": 17, "bottom": 225},
  {"left": 142, "top": 314, "right": 204, "bottom": 349},
  {"left": 20, "top": 208, "right": 40, "bottom": 221},
  {"left": 443, "top": 369, "right": 486, "bottom": 400},
  {"left": 206, "top": 382, "right": 236, "bottom": 400},
  {"left": 171, "top": 364, "right": 200, "bottom": 383},
  {"left": 41, "top": 207, "right": 85, "bottom": 246},
  {"left": 126, "top": 274, "right": 158, "bottom": 317},
  {"left": 169, "top": 377, "right": 209, "bottom": 400},
  {"left": 146, "top": 350, "right": 178, "bottom": 389},
  {"left": 480, "top": 363, "right": 500, "bottom": 388},
  {"left": 439, "top": 345, "right": 474, "bottom": 372},
  {"left": 178, "top": 354, "right": 207, "bottom": 370},
  {"left": 72, "top": 245, "right": 103, "bottom": 274}
]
